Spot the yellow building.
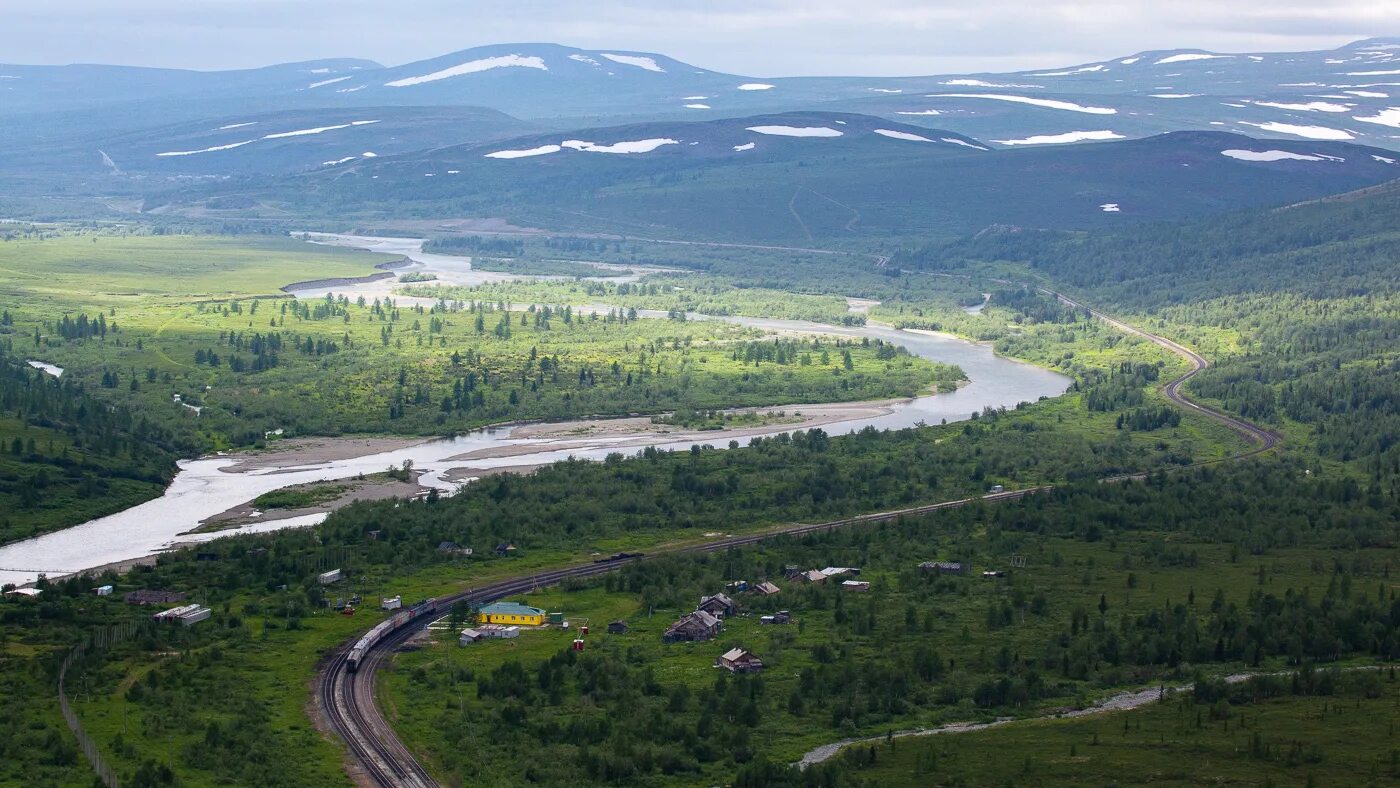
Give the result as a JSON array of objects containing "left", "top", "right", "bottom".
[{"left": 477, "top": 602, "right": 547, "bottom": 626}]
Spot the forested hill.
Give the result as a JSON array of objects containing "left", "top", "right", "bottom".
[
  {"left": 903, "top": 177, "right": 1400, "bottom": 308},
  {"left": 905, "top": 180, "right": 1400, "bottom": 486},
  {"left": 0, "top": 344, "right": 179, "bottom": 545}
]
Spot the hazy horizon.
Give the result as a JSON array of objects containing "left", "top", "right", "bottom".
[{"left": 4, "top": 1, "right": 1397, "bottom": 76}]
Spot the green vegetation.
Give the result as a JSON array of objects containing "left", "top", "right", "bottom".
[
  {"left": 837, "top": 670, "right": 1400, "bottom": 787},
  {"left": 251, "top": 483, "right": 349, "bottom": 510},
  {"left": 378, "top": 458, "right": 1400, "bottom": 785}
]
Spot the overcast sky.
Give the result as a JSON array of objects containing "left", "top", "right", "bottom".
[{"left": 6, "top": 0, "right": 1399, "bottom": 75}]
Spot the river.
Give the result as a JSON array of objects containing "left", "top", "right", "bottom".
[{"left": 0, "top": 237, "right": 1068, "bottom": 587}]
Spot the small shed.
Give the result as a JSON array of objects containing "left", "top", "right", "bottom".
[
  {"left": 459, "top": 628, "right": 484, "bottom": 645},
  {"left": 607, "top": 620, "right": 629, "bottom": 634},
  {"left": 716, "top": 647, "right": 764, "bottom": 674},
  {"left": 760, "top": 610, "right": 792, "bottom": 625},
  {"left": 920, "top": 561, "right": 966, "bottom": 576},
  {"left": 783, "top": 565, "right": 802, "bottom": 579},
  {"left": 94, "top": 585, "right": 113, "bottom": 597},
  {"left": 317, "top": 569, "right": 343, "bottom": 585},
  {"left": 802, "top": 570, "right": 827, "bottom": 584},
  {"left": 477, "top": 624, "right": 520, "bottom": 639},
  {"left": 381, "top": 596, "right": 402, "bottom": 611},
  {"left": 751, "top": 581, "right": 781, "bottom": 596},
  {"left": 842, "top": 580, "right": 871, "bottom": 592}
]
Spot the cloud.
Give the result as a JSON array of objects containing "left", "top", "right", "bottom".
[{"left": 0, "top": 0, "right": 1394, "bottom": 75}]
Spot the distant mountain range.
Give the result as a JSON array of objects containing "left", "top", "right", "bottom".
[
  {"left": 2, "top": 38, "right": 1400, "bottom": 180},
  {"left": 146, "top": 112, "right": 1400, "bottom": 243}
]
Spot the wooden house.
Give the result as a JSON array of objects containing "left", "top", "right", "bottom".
[
  {"left": 698, "top": 592, "right": 738, "bottom": 618},
  {"left": 662, "top": 610, "right": 723, "bottom": 643},
  {"left": 716, "top": 647, "right": 764, "bottom": 674}
]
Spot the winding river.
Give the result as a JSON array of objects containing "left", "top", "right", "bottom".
[{"left": 0, "top": 238, "right": 1068, "bottom": 587}]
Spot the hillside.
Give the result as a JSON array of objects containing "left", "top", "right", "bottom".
[{"left": 154, "top": 113, "right": 1400, "bottom": 242}]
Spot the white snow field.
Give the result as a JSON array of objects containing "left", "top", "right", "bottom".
[
  {"left": 386, "top": 55, "right": 548, "bottom": 87},
  {"left": 928, "top": 94, "right": 1116, "bottom": 114}
]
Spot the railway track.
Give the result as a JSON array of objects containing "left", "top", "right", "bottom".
[{"left": 317, "top": 295, "right": 1278, "bottom": 787}]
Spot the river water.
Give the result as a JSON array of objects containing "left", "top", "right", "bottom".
[{"left": 0, "top": 238, "right": 1068, "bottom": 587}]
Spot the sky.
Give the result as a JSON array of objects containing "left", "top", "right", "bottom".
[{"left": 5, "top": 0, "right": 1399, "bottom": 75}]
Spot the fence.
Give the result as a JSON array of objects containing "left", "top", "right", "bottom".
[{"left": 57, "top": 618, "right": 146, "bottom": 788}]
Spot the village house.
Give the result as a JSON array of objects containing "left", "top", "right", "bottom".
[
  {"left": 662, "top": 610, "right": 723, "bottom": 643},
  {"left": 760, "top": 610, "right": 792, "bottom": 625},
  {"left": 821, "top": 567, "right": 859, "bottom": 578},
  {"left": 698, "top": 592, "right": 738, "bottom": 618},
  {"left": 436, "top": 541, "right": 473, "bottom": 557},
  {"left": 477, "top": 601, "right": 547, "bottom": 626},
  {"left": 716, "top": 647, "right": 764, "bottom": 674},
  {"left": 842, "top": 580, "right": 871, "bottom": 592},
  {"left": 461, "top": 624, "right": 520, "bottom": 644},
  {"left": 920, "top": 561, "right": 966, "bottom": 576},
  {"left": 783, "top": 565, "right": 802, "bottom": 579},
  {"left": 607, "top": 620, "right": 629, "bottom": 634},
  {"left": 751, "top": 581, "right": 781, "bottom": 596},
  {"left": 801, "top": 569, "right": 827, "bottom": 584}
]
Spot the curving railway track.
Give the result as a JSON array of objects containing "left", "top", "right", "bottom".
[{"left": 316, "top": 294, "right": 1278, "bottom": 787}]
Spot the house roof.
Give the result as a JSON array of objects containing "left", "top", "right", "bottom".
[
  {"left": 754, "top": 581, "right": 780, "bottom": 594},
  {"left": 700, "top": 593, "right": 735, "bottom": 607},
  {"left": 479, "top": 602, "right": 545, "bottom": 617},
  {"left": 669, "top": 610, "right": 722, "bottom": 630},
  {"left": 721, "top": 647, "right": 751, "bottom": 661}
]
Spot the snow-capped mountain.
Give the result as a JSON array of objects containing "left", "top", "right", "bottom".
[{"left": 5, "top": 38, "right": 1400, "bottom": 180}]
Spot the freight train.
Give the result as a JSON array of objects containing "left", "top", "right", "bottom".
[{"left": 345, "top": 598, "right": 437, "bottom": 673}]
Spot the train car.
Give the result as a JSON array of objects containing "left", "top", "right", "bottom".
[
  {"left": 593, "top": 552, "right": 645, "bottom": 564},
  {"left": 345, "top": 601, "right": 439, "bottom": 673}
]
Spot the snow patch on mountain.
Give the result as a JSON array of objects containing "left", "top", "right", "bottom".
[
  {"left": 485, "top": 144, "right": 561, "bottom": 159},
  {"left": 737, "top": 83, "right": 776, "bottom": 91},
  {"left": 569, "top": 54, "right": 602, "bottom": 67},
  {"left": 308, "top": 76, "right": 352, "bottom": 89},
  {"left": 1220, "top": 149, "right": 1329, "bottom": 162},
  {"left": 561, "top": 138, "right": 679, "bottom": 153},
  {"left": 1345, "top": 69, "right": 1400, "bottom": 76},
  {"left": 929, "top": 94, "right": 1117, "bottom": 114},
  {"left": 1243, "top": 121, "right": 1349, "bottom": 139},
  {"left": 895, "top": 110, "right": 942, "bottom": 116},
  {"left": 1029, "top": 64, "right": 1106, "bottom": 76},
  {"left": 873, "top": 129, "right": 935, "bottom": 142},
  {"left": 1252, "top": 100, "right": 1351, "bottom": 112},
  {"left": 1239, "top": 121, "right": 1354, "bottom": 140},
  {"left": 733, "top": 142, "right": 756, "bottom": 151},
  {"left": 1345, "top": 90, "right": 1389, "bottom": 97},
  {"left": 263, "top": 120, "right": 379, "bottom": 139},
  {"left": 602, "top": 54, "right": 665, "bottom": 72},
  {"left": 1155, "top": 53, "right": 1230, "bottom": 65},
  {"left": 1353, "top": 108, "right": 1400, "bottom": 128},
  {"left": 386, "top": 55, "right": 548, "bottom": 87},
  {"left": 684, "top": 104, "right": 711, "bottom": 109},
  {"left": 941, "top": 79, "right": 1041, "bottom": 89},
  {"left": 218, "top": 122, "right": 257, "bottom": 130},
  {"left": 1151, "top": 94, "right": 1199, "bottom": 98},
  {"left": 941, "top": 137, "right": 989, "bottom": 150},
  {"left": 994, "top": 130, "right": 1124, "bottom": 145},
  {"left": 156, "top": 140, "right": 255, "bottom": 157},
  {"left": 868, "top": 88, "right": 904, "bottom": 93},
  {"left": 746, "top": 125, "right": 842, "bottom": 137}
]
